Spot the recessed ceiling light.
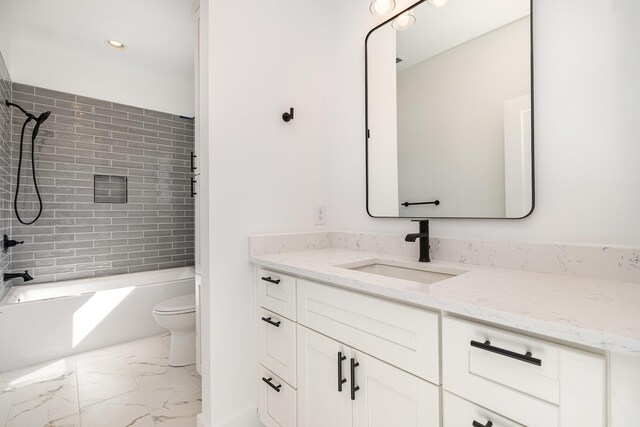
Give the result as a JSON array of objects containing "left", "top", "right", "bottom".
[
  {"left": 392, "top": 11, "right": 416, "bottom": 31},
  {"left": 427, "top": 0, "right": 451, "bottom": 7},
  {"left": 370, "top": 0, "right": 396, "bottom": 16},
  {"left": 106, "top": 40, "right": 125, "bottom": 50}
]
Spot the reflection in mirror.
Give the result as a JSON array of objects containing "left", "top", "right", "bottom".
[{"left": 366, "top": 0, "right": 533, "bottom": 218}]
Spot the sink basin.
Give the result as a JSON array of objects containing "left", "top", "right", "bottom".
[{"left": 339, "top": 260, "right": 466, "bottom": 284}]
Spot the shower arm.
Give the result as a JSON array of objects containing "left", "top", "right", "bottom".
[{"left": 5, "top": 100, "right": 36, "bottom": 121}]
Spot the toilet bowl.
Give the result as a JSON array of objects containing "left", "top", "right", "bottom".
[{"left": 153, "top": 293, "right": 196, "bottom": 367}]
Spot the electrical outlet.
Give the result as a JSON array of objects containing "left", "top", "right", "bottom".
[{"left": 315, "top": 204, "right": 326, "bottom": 225}]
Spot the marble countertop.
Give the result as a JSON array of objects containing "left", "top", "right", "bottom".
[{"left": 250, "top": 248, "right": 640, "bottom": 356}]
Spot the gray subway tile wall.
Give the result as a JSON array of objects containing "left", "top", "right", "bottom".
[
  {"left": 9, "top": 83, "right": 195, "bottom": 283},
  {"left": 0, "top": 53, "right": 10, "bottom": 297}
]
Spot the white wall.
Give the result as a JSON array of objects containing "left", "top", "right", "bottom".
[
  {"left": 0, "top": 0, "right": 195, "bottom": 116},
  {"left": 327, "top": 0, "right": 640, "bottom": 247},
  {"left": 199, "top": 0, "right": 640, "bottom": 425},
  {"left": 395, "top": 17, "right": 530, "bottom": 218},
  {"left": 202, "top": 0, "right": 334, "bottom": 425}
]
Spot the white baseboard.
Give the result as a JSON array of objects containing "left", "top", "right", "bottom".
[
  {"left": 211, "top": 408, "right": 261, "bottom": 427},
  {"left": 197, "top": 412, "right": 209, "bottom": 427}
]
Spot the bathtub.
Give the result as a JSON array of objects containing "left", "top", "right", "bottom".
[{"left": 0, "top": 267, "right": 195, "bottom": 372}]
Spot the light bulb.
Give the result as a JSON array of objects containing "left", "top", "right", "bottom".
[
  {"left": 427, "top": 0, "right": 451, "bottom": 7},
  {"left": 392, "top": 11, "right": 416, "bottom": 31},
  {"left": 106, "top": 40, "right": 125, "bottom": 50},
  {"left": 370, "top": 0, "right": 396, "bottom": 16}
]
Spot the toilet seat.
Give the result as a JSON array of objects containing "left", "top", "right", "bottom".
[{"left": 153, "top": 294, "right": 196, "bottom": 315}]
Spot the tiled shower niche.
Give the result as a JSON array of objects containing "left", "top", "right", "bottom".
[
  {"left": 9, "top": 83, "right": 195, "bottom": 283},
  {"left": 94, "top": 175, "right": 128, "bottom": 204}
]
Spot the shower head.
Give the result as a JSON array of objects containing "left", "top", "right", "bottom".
[
  {"left": 37, "top": 111, "right": 51, "bottom": 125},
  {"left": 30, "top": 110, "right": 51, "bottom": 141}
]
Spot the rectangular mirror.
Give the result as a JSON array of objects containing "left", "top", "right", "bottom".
[{"left": 366, "top": 0, "right": 533, "bottom": 218}]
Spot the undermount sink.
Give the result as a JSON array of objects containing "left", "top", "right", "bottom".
[{"left": 339, "top": 260, "right": 466, "bottom": 284}]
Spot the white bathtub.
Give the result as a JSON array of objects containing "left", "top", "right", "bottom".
[{"left": 0, "top": 267, "right": 195, "bottom": 371}]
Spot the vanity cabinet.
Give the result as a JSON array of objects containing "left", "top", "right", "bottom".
[
  {"left": 254, "top": 267, "right": 608, "bottom": 427},
  {"left": 258, "top": 364, "right": 297, "bottom": 427},
  {"left": 442, "top": 317, "right": 606, "bottom": 427},
  {"left": 296, "top": 279, "right": 440, "bottom": 384},
  {"left": 297, "top": 326, "right": 440, "bottom": 427}
]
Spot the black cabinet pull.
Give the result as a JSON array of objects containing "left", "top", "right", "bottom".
[
  {"left": 472, "top": 421, "right": 493, "bottom": 427},
  {"left": 190, "top": 152, "right": 197, "bottom": 172},
  {"left": 337, "top": 352, "right": 347, "bottom": 392},
  {"left": 350, "top": 358, "right": 360, "bottom": 400},
  {"left": 190, "top": 177, "right": 197, "bottom": 197},
  {"left": 261, "top": 317, "right": 281, "bottom": 327},
  {"left": 262, "top": 377, "right": 282, "bottom": 392},
  {"left": 470, "top": 340, "right": 542, "bottom": 366},
  {"left": 261, "top": 276, "right": 281, "bottom": 285}
]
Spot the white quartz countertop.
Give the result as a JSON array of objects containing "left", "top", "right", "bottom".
[{"left": 250, "top": 248, "right": 640, "bottom": 356}]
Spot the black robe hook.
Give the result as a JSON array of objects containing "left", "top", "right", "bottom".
[{"left": 282, "top": 107, "right": 294, "bottom": 122}]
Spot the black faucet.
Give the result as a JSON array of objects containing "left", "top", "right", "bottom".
[
  {"left": 3, "top": 270, "right": 34, "bottom": 283},
  {"left": 405, "top": 220, "right": 431, "bottom": 262}
]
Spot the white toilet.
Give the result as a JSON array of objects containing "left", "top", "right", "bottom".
[{"left": 153, "top": 293, "right": 196, "bottom": 367}]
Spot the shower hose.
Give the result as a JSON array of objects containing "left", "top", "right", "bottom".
[{"left": 14, "top": 115, "right": 44, "bottom": 225}]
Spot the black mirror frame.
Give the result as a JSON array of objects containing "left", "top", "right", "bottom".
[{"left": 364, "top": 0, "right": 535, "bottom": 220}]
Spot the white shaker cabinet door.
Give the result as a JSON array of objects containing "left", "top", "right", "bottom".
[
  {"left": 297, "top": 326, "right": 352, "bottom": 427},
  {"left": 351, "top": 350, "right": 440, "bottom": 427}
]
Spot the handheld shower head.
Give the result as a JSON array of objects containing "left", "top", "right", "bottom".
[
  {"left": 32, "top": 111, "right": 51, "bottom": 141},
  {"left": 37, "top": 111, "right": 51, "bottom": 125},
  {"left": 4, "top": 99, "right": 50, "bottom": 225}
]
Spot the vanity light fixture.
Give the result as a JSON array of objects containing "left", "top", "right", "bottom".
[
  {"left": 106, "top": 40, "right": 125, "bottom": 50},
  {"left": 370, "top": 0, "right": 396, "bottom": 16},
  {"left": 427, "top": 0, "right": 451, "bottom": 7},
  {"left": 392, "top": 11, "right": 416, "bottom": 31}
]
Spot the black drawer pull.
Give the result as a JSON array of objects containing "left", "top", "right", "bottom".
[
  {"left": 472, "top": 421, "right": 493, "bottom": 427},
  {"left": 350, "top": 358, "right": 360, "bottom": 400},
  {"left": 262, "top": 377, "right": 282, "bottom": 392},
  {"left": 261, "top": 317, "right": 281, "bottom": 327},
  {"left": 337, "top": 352, "right": 347, "bottom": 392},
  {"left": 190, "top": 151, "right": 197, "bottom": 171},
  {"left": 261, "top": 276, "right": 281, "bottom": 285},
  {"left": 190, "top": 177, "right": 197, "bottom": 197},
  {"left": 470, "top": 340, "right": 542, "bottom": 366}
]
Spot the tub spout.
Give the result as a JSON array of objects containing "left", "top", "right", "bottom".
[{"left": 3, "top": 270, "right": 33, "bottom": 283}]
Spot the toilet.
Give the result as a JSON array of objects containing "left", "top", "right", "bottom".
[{"left": 153, "top": 293, "right": 196, "bottom": 367}]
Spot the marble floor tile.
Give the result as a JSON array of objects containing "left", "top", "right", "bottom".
[
  {"left": 76, "top": 354, "right": 138, "bottom": 408},
  {"left": 75, "top": 345, "right": 123, "bottom": 369},
  {"left": 0, "top": 334, "right": 201, "bottom": 427},
  {"left": 122, "top": 334, "right": 172, "bottom": 377},
  {"left": 149, "top": 391, "right": 201, "bottom": 427},
  {"left": 79, "top": 389, "right": 153, "bottom": 427},
  {"left": 183, "top": 365, "right": 201, "bottom": 389},
  {"left": 134, "top": 366, "right": 200, "bottom": 412},
  {"left": 5, "top": 386, "right": 79, "bottom": 427},
  {"left": 11, "top": 358, "right": 77, "bottom": 406},
  {"left": 0, "top": 389, "right": 15, "bottom": 426}
]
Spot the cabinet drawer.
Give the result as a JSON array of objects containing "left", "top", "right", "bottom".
[
  {"left": 257, "top": 268, "right": 296, "bottom": 320},
  {"left": 297, "top": 279, "right": 439, "bottom": 384},
  {"left": 443, "top": 392, "right": 524, "bottom": 427},
  {"left": 258, "top": 365, "right": 296, "bottom": 427},
  {"left": 258, "top": 307, "right": 297, "bottom": 388},
  {"left": 443, "top": 317, "right": 606, "bottom": 427}
]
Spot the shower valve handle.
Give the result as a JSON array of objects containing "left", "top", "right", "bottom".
[{"left": 3, "top": 235, "right": 24, "bottom": 252}]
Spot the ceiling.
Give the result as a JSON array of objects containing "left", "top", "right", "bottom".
[
  {"left": 0, "top": 0, "right": 195, "bottom": 115},
  {"left": 395, "top": 0, "right": 530, "bottom": 71}
]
